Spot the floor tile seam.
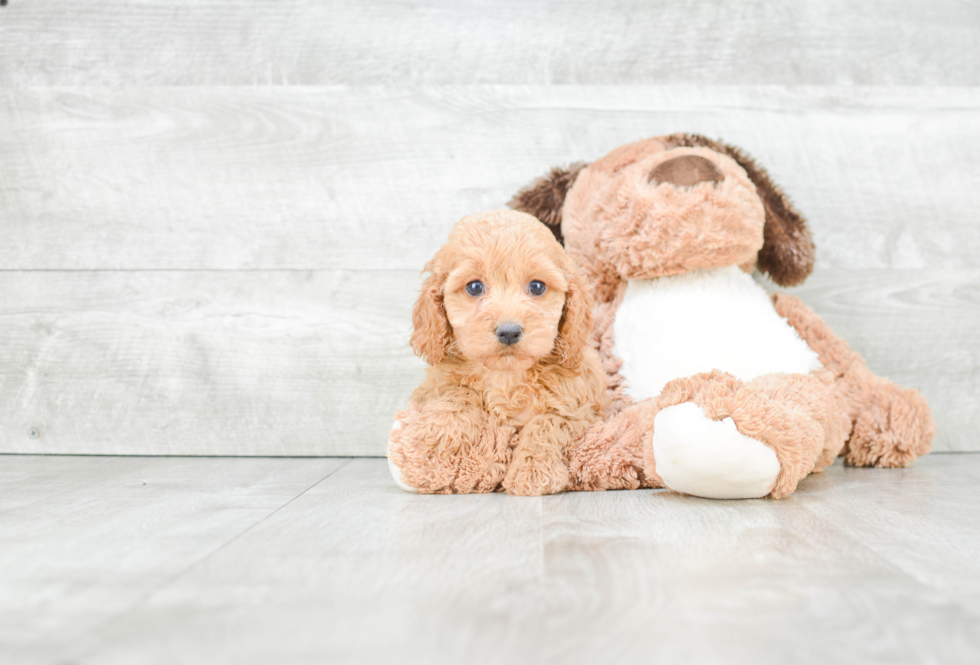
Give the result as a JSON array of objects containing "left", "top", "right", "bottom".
[{"left": 60, "top": 457, "right": 353, "bottom": 662}]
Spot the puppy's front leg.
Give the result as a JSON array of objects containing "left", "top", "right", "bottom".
[
  {"left": 503, "top": 415, "right": 586, "bottom": 496},
  {"left": 389, "top": 387, "right": 515, "bottom": 494}
]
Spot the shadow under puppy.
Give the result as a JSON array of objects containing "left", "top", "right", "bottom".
[{"left": 388, "top": 209, "right": 609, "bottom": 495}]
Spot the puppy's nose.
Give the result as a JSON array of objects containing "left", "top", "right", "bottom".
[{"left": 495, "top": 323, "right": 523, "bottom": 346}]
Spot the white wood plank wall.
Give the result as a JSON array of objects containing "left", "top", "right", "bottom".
[{"left": 1, "top": 1, "right": 978, "bottom": 455}]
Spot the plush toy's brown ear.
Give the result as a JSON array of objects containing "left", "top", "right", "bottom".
[
  {"left": 508, "top": 162, "right": 587, "bottom": 245},
  {"left": 410, "top": 259, "right": 453, "bottom": 365},
  {"left": 665, "top": 133, "right": 815, "bottom": 286},
  {"left": 552, "top": 267, "right": 593, "bottom": 370}
]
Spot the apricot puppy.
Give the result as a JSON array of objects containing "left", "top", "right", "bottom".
[{"left": 387, "top": 209, "right": 609, "bottom": 495}]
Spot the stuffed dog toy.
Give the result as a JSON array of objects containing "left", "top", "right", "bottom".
[
  {"left": 387, "top": 209, "right": 609, "bottom": 495},
  {"left": 509, "top": 134, "right": 935, "bottom": 499}
]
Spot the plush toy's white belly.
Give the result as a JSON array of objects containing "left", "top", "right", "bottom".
[{"left": 613, "top": 266, "right": 822, "bottom": 400}]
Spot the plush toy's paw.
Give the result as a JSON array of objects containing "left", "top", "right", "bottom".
[
  {"left": 502, "top": 453, "right": 569, "bottom": 496},
  {"left": 843, "top": 383, "right": 935, "bottom": 468},
  {"left": 569, "top": 401, "right": 660, "bottom": 491},
  {"left": 386, "top": 420, "right": 419, "bottom": 493},
  {"left": 651, "top": 402, "right": 780, "bottom": 499}
]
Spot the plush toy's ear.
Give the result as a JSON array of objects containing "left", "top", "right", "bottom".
[
  {"left": 410, "top": 259, "right": 453, "bottom": 365},
  {"left": 552, "top": 267, "right": 593, "bottom": 370},
  {"left": 508, "top": 162, "right": 587, "bottom": 244},
  {"left": 666, "top": 133, "right": 815, "bottom": 286}
]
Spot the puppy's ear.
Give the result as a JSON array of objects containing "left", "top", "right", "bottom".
[
  {"left": 665, "top": 134, "right": 815, "bottom": 286},
  {"left": 410, "top": 259, "right": 452, "bottom": 365},
  {"left": 553, "top": 267, "right": 593, "bottom": 370},
  {"left": 508, "top": 162, "right": 586, "bottom": 245}
]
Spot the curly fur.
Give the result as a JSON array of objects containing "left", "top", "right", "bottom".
[
  {"left": 568, "top": 399, "right": 660, "bottom": 491},
  {"left": 411, "top": 268, "right": 453, "bottom": 365},
  {"left": 508, "top": 163, "right": 586, "bottom": 245},
  {"left": 389, "top": 209, "right": 609, "bottom": 495}
]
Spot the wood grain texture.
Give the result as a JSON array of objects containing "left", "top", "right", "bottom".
[
  {"left": 544, "top": 455, "right": 980, "bottom": 664},
  {"left": 2, "top": 4, "right": 978, "bottom": 458},
  {"left": 0, "top": 270, "right": 424, "bottom": 455},
  {"left": 0, "top": 455, "right": 349, "bottom": 664},
  {"left": 5, "top": 455, "right": 978, "bottom": 664},
  {"left": 2, "top": 86, "right": 979, "bottom": 271},
  {"left": 59, "top": 458, "right": 546, "bottom": 665},
  {"left": 0, "top": 268, "right": 975, "bottom": 455},
  {"left": 1, "top": 0, "right": 978, "bottom": 86}
]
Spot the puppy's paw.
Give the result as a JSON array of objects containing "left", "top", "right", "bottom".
[
  {"left": 503, "top": 453, "right": 569, "bottom": 496},
  {"left": 452, "top": 418, "right": 515, "bottom": 493},
  {"left": 386, "top": 420, "right": 419, "bottom": 493},
  {"left": 388, "top": 406, "right": 516, "bottom": 494}
]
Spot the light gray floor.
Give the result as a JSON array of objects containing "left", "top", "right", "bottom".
[{"left": 3, "top": 455, "right": 979, "bottom": 665}]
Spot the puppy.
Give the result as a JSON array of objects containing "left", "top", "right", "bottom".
[{"left": 387, "top": 209, "right": 609, "bottom": 495}]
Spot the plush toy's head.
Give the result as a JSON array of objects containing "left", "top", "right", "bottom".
[
  {"left": 509, "top": 134, "right": 814, "bottom": 301},
  {"left": 411, "top": 209, "right": 593, "bottom": 372}
]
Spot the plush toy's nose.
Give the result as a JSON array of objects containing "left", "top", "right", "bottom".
[
  {"left": 649, "top": 155, "right": 724, "bottom": 187},
  {"left": 495, "top": 322, "right": 523, "bottom": 346}
]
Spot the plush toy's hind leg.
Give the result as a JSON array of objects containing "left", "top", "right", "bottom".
[
  {"left": 651, "top": 369, "right": 849, "bottom": 499},
  {"left": 773, "top": 293, "right": 935, "bottom": 467},
  {"left": 839, "top": 374, "right": 934, "bottom": 467},
  {"left": 566, "top": 400, "right": 662, "bottom": 491}
]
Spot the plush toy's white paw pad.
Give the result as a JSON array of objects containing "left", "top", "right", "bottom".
[
  {"left": 652, "top": 403, "right": 780, "bottom": 499},
  {"left": 386, "top": 420, "right": 418, "bottom": 493}
]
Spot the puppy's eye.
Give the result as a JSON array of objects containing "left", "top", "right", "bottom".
[
  {"left": 528, "top": 280, "right": 546, "bottom": 296},
  {"left": 465, "top": 280, "right": 484, "bottom": 297}
]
